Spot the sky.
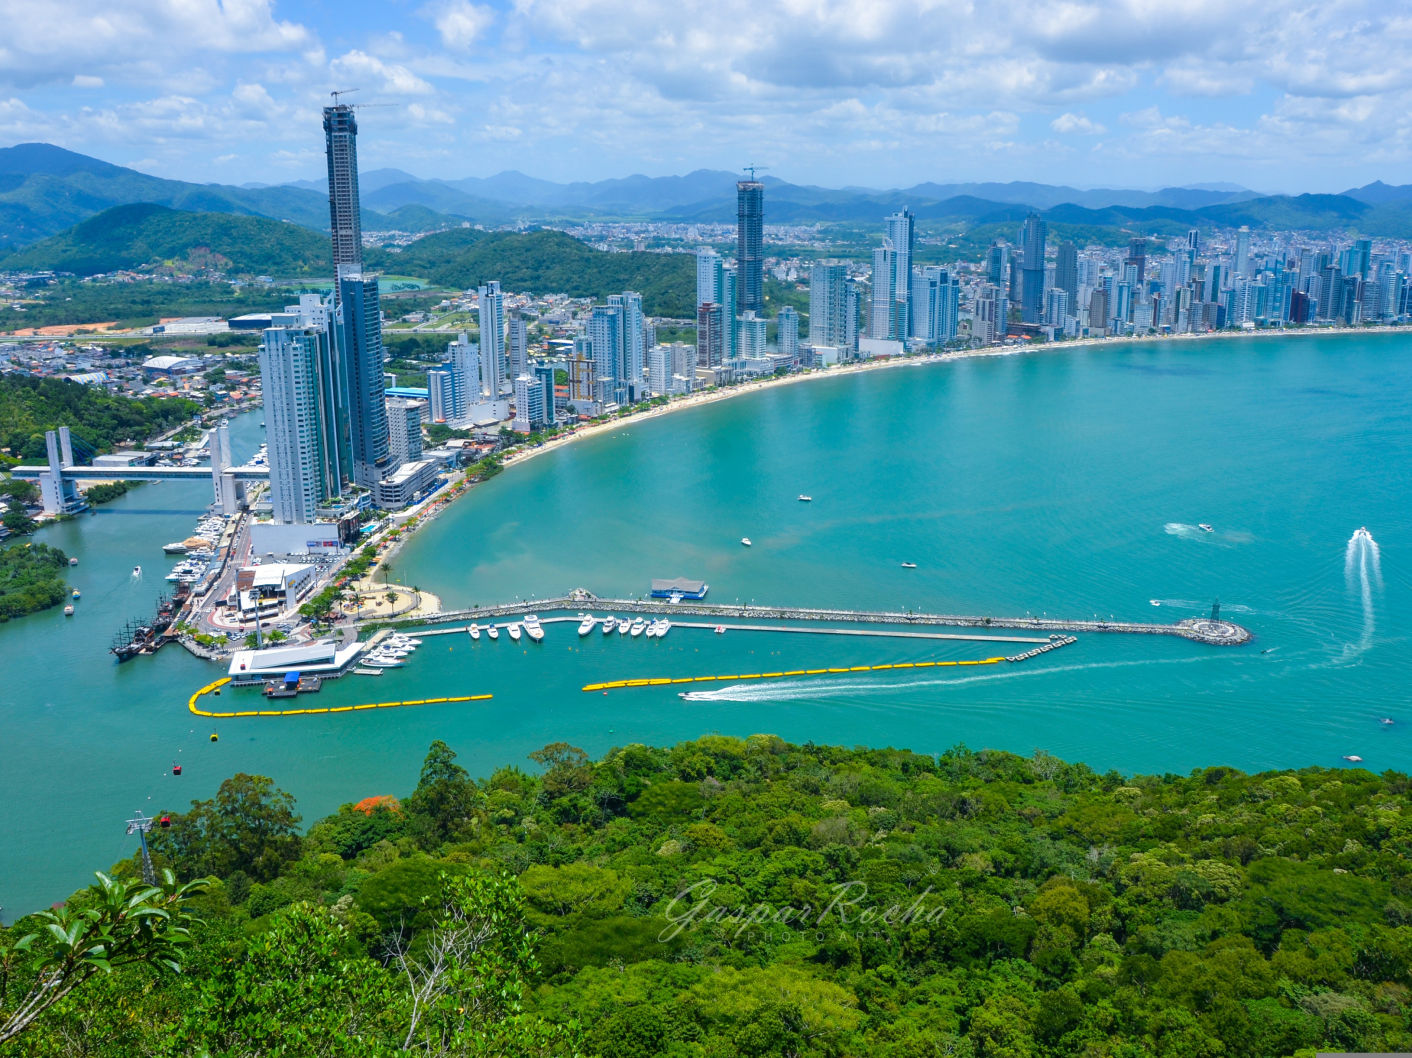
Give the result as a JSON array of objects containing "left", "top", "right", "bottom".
[{"left": 1, "top": 0, "right": 1409, "bottom": 193}]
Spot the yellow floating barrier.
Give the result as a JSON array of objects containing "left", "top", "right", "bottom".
[
  {"left": 580, "top": 654, "right": 1012, "bottom": 692},
  {"left": 188, "top": 677, "right": 491, "bottom": 718}
]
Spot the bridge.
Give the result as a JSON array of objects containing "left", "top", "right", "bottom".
[
  {"left": 11, "top": 424, "right": 268, "bottom": 516},
  {"left": 388, "top": 594, "right": 1253, "bottom": 646}
]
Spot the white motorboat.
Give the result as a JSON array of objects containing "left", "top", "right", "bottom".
[
  {"left": 524, "top": 615, "right": 544, "bottom": 642},
  {"left": 468, "top": 623, "right": 481, "bottom": 640},
  {"left": 630, "top": 618, "right": 646, "bottom": 637},
  {"left": 643, "top": 619, "right": 658, "bottom": 638},
  {"left": 617, "top": 619, "right": 630, "bottom": 634},
  {"left": 657, "top": 619, "right": 671, "bottom": 638},
  {"left": 901, "top": 562, "right": 916, "bottom": 568},
  {"left": 363, "top": 655, "right": 404, "bottom": 668},
  {"left": 487, "top": 625, "right": 500, "bottom": 640},
  {"left": 741, "top": 537, "right": 752, "bottom": 546},
  {"left": 602, "top": 617, "right": 616, "bottom": 635},
  {"left": 715, "top": 625, "right": 725, "bottom": 634},
  {"left": 578, "top": 614, "right": 597, "bottom": 636},
  {"left": 799, "top": 495, "right": 811, "bottom": 502},
  {"left": 132, "top": 566, "right": 141, "bottom": 576},
  {"left": 64, "top": 604, "right": 74, "bottom": 616},
  {"left": 390, "top": 636, "right": 422, "bottom": 646},
  {"left": 1198, "top": 523, "right": 1214, "bottom": 532},
  {"left": 508, "top": 623, "right": 522, "bottom": 642},
  {"left": 1344, "top": 755, "right": 1363, "bottom": 762}
]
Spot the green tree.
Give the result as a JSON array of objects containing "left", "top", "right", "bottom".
[
  {"left": 150, "top": 773, "right": 302, "bottom": 882},
  {"left": 0, "top": 870, "right": 207, "bottom": 1046},
  {"left": 406, "top": 740, "right": 481, "bottom": 848}
]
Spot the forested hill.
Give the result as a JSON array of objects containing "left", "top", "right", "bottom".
[
  {"left": 0, "top": 203, "right": 333, "bottom": 278},
  {"left": 6, "top": 735, "right": 1412, "bottom": 1056},
  {"left": 0, "top": 375, "right": 201, "bottom": 460},
  {"left": 365, "top": 229, "right": 696, "bottom": 317}
]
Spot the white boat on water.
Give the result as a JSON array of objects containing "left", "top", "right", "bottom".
[
  {"left": 741, "top": 537, "right": 752, "bottom": 546},
  {"left": 468, "top": 623, "right": 481, "bottom": 640},
  {"left": 1198, "top": 523, "right": 1214, "bottom": 532},
  {"left": 524, "top": 615, "right": 544, "bottom": 641},
  {"left": 363, "top": 655, "right": 404, "bottom": 668},
  {"left": 1344, "top": 755, "right": 1363, "bottom": 762},
  {"left": 799, "top": 495, "right": 811, "bottom": 502},
  {"left": 630, "top": 618, "right": 646, "bottom": 637},
  {"left": 390, "top": 636, "right": 422, "bottom": 646},
  {"left": 657, "top": 619, "right": 671, "bottom": 638},
  {"left": 643, "top": 619, "right": 658, "bottom": 638},
  {"left": 487, "top": 625, "right": 500, "bottom": 640},
  {"left": 617, "top": 619, "right": 630, "bottom": 634},
  {"left": 602, "top": 617, "right": 616, "bottom": 635},
  {"left": 508, "top": 623, "right": 522, "bottom": 642},
  {"left": 578, "top": 614, "right": 597, "bottom": 636}
]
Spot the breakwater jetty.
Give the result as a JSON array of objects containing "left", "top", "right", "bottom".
[{"left": 384, "top": 594, "right": 1251, "bottom": 646}]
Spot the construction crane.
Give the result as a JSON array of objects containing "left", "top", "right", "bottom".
[
  {"left": 743, "top": 165, "right": 769, "bottom": 181},
  {"left": 328, "top": 88, "right": 397, "bottom": 112}
]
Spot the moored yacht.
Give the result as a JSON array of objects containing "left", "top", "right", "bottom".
[
  {"left": 602, "top": 617, "right": 616, "bottom": 635},
  {"left": 487, "top": 625, "right": 500, "bottom": 640},
  {"left": 508, "top": 623, "right": 522, "bottom": 642},
  {"left": 468, "top": 623, "right": 481, "bottom": 640},
  {"left": 524, "top": 615, "right": 544, "bottom": 641},
  {"left": 578, "top": 614, "right": 597, "bottom": 636},
  {"left": 630, "top": 618, "right": 646, "bottom": 637}
]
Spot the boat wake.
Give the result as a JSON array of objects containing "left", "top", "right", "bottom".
[
  {"left": 677, "top": 655, "right": 1221, "bottom": 704},
  {"left": 1163, "top": 523, "right": 1252, "bottom": 545},
  {"left": 1339, "top": 527, "right": 1382, "bottom": 662}
]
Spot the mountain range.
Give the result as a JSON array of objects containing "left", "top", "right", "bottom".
[{"left": 4, "top": 142, "right": 1412, "bottom": 265}]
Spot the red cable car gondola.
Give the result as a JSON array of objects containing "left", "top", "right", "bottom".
[
  {"left": 159, "top": 815, "right": 172, "bottom": 828},
  {"left": 172, "top": 762, "right": 182, "bottom": 775}
]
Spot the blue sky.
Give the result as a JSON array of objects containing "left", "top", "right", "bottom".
[{"left": 1, "top": 0, "right": 1408, "bottom": 192}]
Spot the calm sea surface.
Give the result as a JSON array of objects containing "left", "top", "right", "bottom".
[{"left": 2, "top": 333, "right": 1409, "bottom": 918}]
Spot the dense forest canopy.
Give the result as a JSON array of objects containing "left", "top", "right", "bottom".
[
  {"left": 0, "top": 541, "right": 67, "bottom": 620},
  {"left": 0, "top": 375, "right": 201, "bottom": 460},
  {"left": 0, "top": 278, "right": 289, "bottom": 332},
  {"left": 5, "top": 734, "right": 1412, "bottom": 1057}
]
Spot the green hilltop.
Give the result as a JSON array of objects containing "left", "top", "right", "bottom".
[
  {"left": 0, "top": 203, "right": 334, "bottom": 278},
  {"left": 365, "top": 228, "right": 696, "bottom": 316},
  {"left": 7, "top": 735, "right": 1412, "bottom": 1056}
]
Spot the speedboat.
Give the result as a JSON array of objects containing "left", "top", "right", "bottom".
[
  {"left": 630, "top": 618, "right": 646, "bottom": 637},
  {"left": 799, "top": 495, "right": 811, "bottom": 502},
  {"left": 1343, "top": 755, "right": 1363, "bottom": 762},
  {"left": 578, "top": 614, "right": 597, "bottom": 636},
  {"left": 508, "top": 623, "right": 522, "bottom": 642},
  {"left": 468, "top": 623, "right": 481, "bottom": 640},
  {"left": 132, "top": 566, "right": 141, "bottom": 576},
  {"left": 602, "top": 617, "right": 616, "bottom": 635},
  {"left": 1150, "top": 600, "right": 1161, "bottom": 606},
  {"left": 524, "top": 615, "right": 544, "bottom": 642},
  {"left": 715, "top": 625, "right": 725, "bottom": 634},
  {"left": 741, "top": 537, "right": 752, "bottom": 546},
  {"left": 72, "top": 589, "right": 81, "bottom": 598},
  {"left": 617, "top": 619, "right": 630, "bottom": 634},
  {"left": 1198, "top": 524, "right": 1214, "bottom": 532},
  {"left": 64, "top": 604, "right": 74, "bottom": 615},
  {"left": 901, "top": 562, "right": 916, "bottom": 569},
  {"left": 1381, "top": 718, "right": 1395, "bottom": 725},
  {"left": 487, "top": 625, "right": 499, "bottom": 640}
]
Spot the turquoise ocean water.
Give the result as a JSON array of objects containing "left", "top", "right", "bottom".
[{"left": 2, "top": 333, "right": 1409, "bottom": 918}]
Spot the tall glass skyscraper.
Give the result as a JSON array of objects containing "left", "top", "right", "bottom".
[
  {"left": 323, "top": 104, "right": 362, "bottom": 286},
  {"left": 339, "top": 275, "right": 391, "bottom": 486},
  {"left": 1021, "top": 213, "right": 1048, "bottom": 324},
  {"left": 736, "top": 179, "right": 764, "bottom": 313},
  {"left": 808, "top": 263, "right": 849, "bottom": 348},
  {"left": 261, "top": 316, "right": 344, "bottom": 524},
  {"left": 478, "top": 281, "right": 505, "bottom": 397},
  {"left": 884, "top": 210, "right": 914, "bottom": 339}
]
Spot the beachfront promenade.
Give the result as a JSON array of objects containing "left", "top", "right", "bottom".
[{"left": 385, "top": 594, "right": 1252, "bottom": 646}]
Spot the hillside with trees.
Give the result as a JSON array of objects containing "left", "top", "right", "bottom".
[
  {"left": 5, "top": 734, "right": 1412, "bottom": 1056},
  {"left": 0, "top": 203, "right": 334, "bottom": 278},
  {"left": 366, "top": 229, "right": 696, "bottom": 317},
  {"left": 0, "top": 541, "right": 68, "bottom": 620},
  {"left": 0, "top": 375, "right": 201, "bottom": 460}
]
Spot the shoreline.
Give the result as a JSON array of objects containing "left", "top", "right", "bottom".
[{"left": 491, "top": 322, "right": 1412, "bottom": 478}]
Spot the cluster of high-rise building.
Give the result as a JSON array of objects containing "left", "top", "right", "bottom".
[{"left": 977, "top": 219, "right": 1412, "bottom": 341}]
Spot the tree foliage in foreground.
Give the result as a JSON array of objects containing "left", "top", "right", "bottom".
[
  {"left": 9, "top": 736, "right": 1412, "bottom": 1058},
  {"left": 0, "top": 541, "right": 67, "bottom": 621}
]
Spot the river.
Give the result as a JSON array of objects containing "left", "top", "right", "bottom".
[{"left": 1, "top": 332, "right": 1409, "bottom": 919}]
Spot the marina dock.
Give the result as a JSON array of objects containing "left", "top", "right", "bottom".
[{"left": 391, "top": 595, "right": 1251, "bottom": 646}]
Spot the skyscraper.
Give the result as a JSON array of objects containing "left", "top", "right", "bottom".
[
  {"left": 777, "top": 306, "right": 799, "bottom": 361},
  {"left": 449, "top": 332, "right": 481, "bottom": 406},
  {"left": 869, "top": 245, "right": 895, "bottom": 339},
  {"left": 587, "top": 304, "right": 623, "bottom": 403},
  {"left": 477, "top": 282, "right": 505, "bottom": 397},
  {"left": 615, "top": 292, "right": 645, "bottom": 401},
  {"left": 737, "top": 178, "right": 764, "bottom": 313},
  {"left": 340, "top": 274, "right": 392, "bottom": 486},
  {"left": 1234, "top": 226, "right": 1251, "bottom": 276},
  {"left": 696, "top": 250, "right": 723, "bottom": 307},
  {"left": 986, "top": 243, "right": 1009, "bottom": 287},
  {"left": 1126, "top": 238, "right": 1148, "bottom": 293},
  {"left": 323, "top": 104, "right": 362, "bottom": 285},
  {"left": 721, "top": 265, "right": 738, "bottom": 360},
  {"left": 385, "top": 398, "right": 424, "bottom": 465},
  {"left": 808, "top": 263, "right": 849, "bottom": 348},
  {"left": 648, "top": 343, "right": 672, "bottom": 395},
  {"left": 261, "top": 316, "right": 343, "bottom": 524},
  {"left": 911, "top": 269, "right": 939, "bottom": 345},
  {"left": 1021, "top": 213, "right": 1047, "bottom": 324},
  {"left": 1055, "top": 241, "right": 1078, "bottom": 305},
  {"left": 507, "top": 315, "right": 529, "bottom": 380},
  {"left": 884, "top": 211, "right": 915, "bottom": 339},
  {"left": 696, "top": 303, "right": 725, "bottom": 367}
]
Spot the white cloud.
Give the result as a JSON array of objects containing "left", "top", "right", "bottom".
[
  {"left": 71, "top": 75, "right": 104, "bottom": 88},
  {"left": 330, "top": 51, "right": 436, "bottom": 97},
  {"left": 1051, "top": 112, "right": 1105, "bottom": 134},
  {"left": 421, "top": 0, "right": 495, "bottom": 50}
]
